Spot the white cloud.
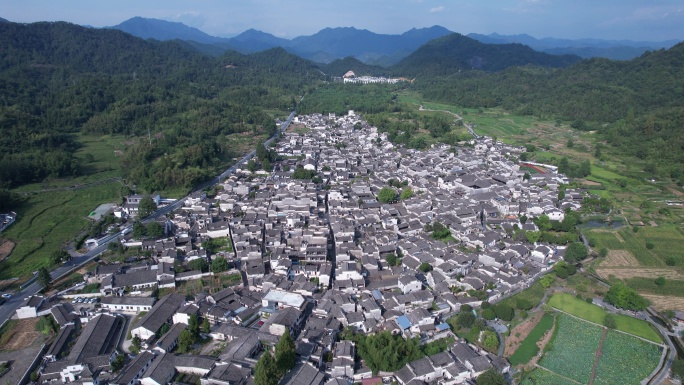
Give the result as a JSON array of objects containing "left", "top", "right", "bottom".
[{"left": 430, "top": 6, "right": 445, "bottom": 13}]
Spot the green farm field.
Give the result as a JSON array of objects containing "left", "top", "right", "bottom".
[
  {"left": 547, "top": 293, "right": 661, "bottom": 342},
  {"left": 539, "top": 313, "right": 662, "bottom": 385}
]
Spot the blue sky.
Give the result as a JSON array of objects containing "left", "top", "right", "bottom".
[{"left": 2, "top": 0, "right": 683, "bottom": 41}]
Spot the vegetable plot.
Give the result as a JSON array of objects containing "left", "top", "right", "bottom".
[
  {"left": 539, "top": 314, "right": 602, "bottom": 384},
  {"left": 593, "top": 330, "right": 662, "bottom": 385}
]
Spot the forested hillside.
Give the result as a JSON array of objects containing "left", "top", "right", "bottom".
[
  {"left": 413, "top": 43, "right": 684, "bottom": 177},
  {"left": 391, "top": 33, "right": 581, "bottom": 76},
  {"left": 0, "top": 21, "right": 322, "bottom": 191}
]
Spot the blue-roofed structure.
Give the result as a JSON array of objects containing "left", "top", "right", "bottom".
[
  {"left": 396, "top": 315, "right": 412, "bottom": 330},
  {"left": 435, "top": 322, "right": 450, "bottom": 332}
]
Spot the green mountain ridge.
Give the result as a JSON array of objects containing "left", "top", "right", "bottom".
[
  {"left": 391, "top": 33, "right": 582, "bottom": 76},
  {"left": 0, "top": 21, "right": 322, "bottom": 190}
]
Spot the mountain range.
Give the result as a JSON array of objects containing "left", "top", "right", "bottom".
[
  {"left": 110, "top": 17, "right": 452, "bottom": 65},
  {"left": 108, "top": 17, "right": 681, "bottom": 63},
  {"left": 467, "top": 32, "right": 680, "bottom": 60}
]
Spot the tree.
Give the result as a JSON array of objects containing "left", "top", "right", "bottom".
[
  {"left": 646, "top": 241, "right": 655, "bottom": 250},
  {"left": 494, "top": 303, "right": 514, "bottom": 322},
  {"left": 211, "top": 257, "right": 229, "bottom": 273},
  {"left": 138, "top": 195, "right": 157, "bottom": 218},
  {"left": 38, "top": 267, "right": 52, "bottom": 289},
  {"left": 201, "top": 317, "right": 211, "bottom": 334},
  {"left": 188, "top": 258, "right": 209, "bottom": 272},
  {"left": 516, "top": 299, "right": 533, "bottom": 311},
  {"left": 482, "top": 308, "right": 496, "bottom": 320},
  {"left": 177, "top": 329, "right": 196, "bottom": 353},
  {"left": 262, "top": 158, "right": 272, "bottom": 172},
  {"left": 481, "top": 331, "right": 499, "bottom": 352},
  {"left": 523, "top": 172, "right": 531, "bottom": 181},
  {"left": 599, "top": 247, "right": 608, "bottom": 258},
  {"left": 534, "top": 214, "right": 552, "bottom": 232},
  {"left": 400, "top": 187, "right": 414, "bottom": 200},
  {"left": 604, "top": 282, "right": 649, "bottom": 311},
  {"left": 246, "top": 159, "right": 258, "bottom": 173},
  {"left": 419, "top": 262, "right": 433, "bottom": 273},
  {"left": 377, "top": 187, "right": 397, "bottom": 203},
  {"left": 385, "top": 253, "right": 399, "bottom": 267},
  {"left": 189, "top": 314, "right": 200, "bottom": 339},
  {"left": 520, "top": 215, "right": 528, "bottom": 224},
  {"left": 131, "top": 335, "right": 141, "bottom": 354},
  {"left": 457, "top": 312, "right": 476, "bottom": 328},
  {"left": 604, "top": 314, "right": 617, "bottom": 329},
  {"left": 564, "top": 242, "right": 588, "bottom": 263},
  {"left": 50, "top": 249, "right": 70, "bottom": 265},
  {"left": 476, "top": 368, "right": 506, "bottom": 385},
  {"left": 158, "top": 323, "right": 170, "bottom": 336},
  {"left": 254, "top": 351, "right": 279, "bottom": 385},
  {"left": 111, "top": 354, "right": 125, "bottom": 372},
  {"left": 132, "top": 220, "right": 146, "bottom": 239},
  {"left": 146, "top": 222, "right": 165, "bottom": 238},
  {"left": 655, "top": 276, "right": 666, "bottom": 287},
  {"left": 275, "top": 329, "right": 296, "bottom": 376}
]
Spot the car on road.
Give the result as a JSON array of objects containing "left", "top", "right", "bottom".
[{"left": 1, "top": 293, "right": 11, "bottom": 299}]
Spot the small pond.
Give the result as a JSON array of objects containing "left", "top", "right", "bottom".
[{"left": 582, "top": 219, "right": 624, "bottom": 229}]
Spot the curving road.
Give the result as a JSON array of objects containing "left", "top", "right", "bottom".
[{"left": 0, "top": 109, "right": 297, "bottom": 328}]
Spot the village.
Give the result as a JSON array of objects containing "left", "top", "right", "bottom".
[{"left": 11, "top": 111, "right": 590, "bottom": 385}]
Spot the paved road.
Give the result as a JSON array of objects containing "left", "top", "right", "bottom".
[{"left": 0, "top": 110, "right": 297, "bottom": 327}]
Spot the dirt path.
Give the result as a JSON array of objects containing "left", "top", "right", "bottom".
[
  {"left": 524, "top": 314, "right": 557, "bottom": 370},
  {"left": 588, "top": 328, "right": 608, "bottom": 385},
  {"left": 504, "top": 312, "right": 543, "bottom": 357},
  {"left": 0, "top": 240, "right": 15, "bottom": 262}
]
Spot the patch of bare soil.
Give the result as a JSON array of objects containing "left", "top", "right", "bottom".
[
  {"left": 0, "top": 240, "right": 15, "bottom": 262},
  {"left": 601, "top": 250, "right": 639, "bottom": 267},
  {"left": 642, "top": 294, "right": 684, "bottom": 311},
  {"left": 596, "top": 268, "right": 684, "bottom": 281},
  {"left": 0, "top": 319, "right": 41, "bottom": 352},
  {"left": 669, "top": 187, "right": 684, "bottom": 197},
  {"left": 504, "top": 312, "right": 543, "bottom": 357},
  {"left": 523, "top": 315, "right": 557, "bottom": 370}
]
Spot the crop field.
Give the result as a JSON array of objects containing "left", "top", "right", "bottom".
[
  {"left": 602, "top": 250, "right": 639, "bottom": 266},
  {"left": 641, "top": 294, "right": 684, "bottom": 311},
  {"left": 508, "top": 313, "right": 555, "bottom": 366},
  {"left": 548, "top": 294, "right": 660, "bottom": 342},
  {"left": 520, "top": 367, "right": 579, "bottom": 385},
  {"left": 624, "top": 277, "right": 684, "bottom": 297},
  {"left": 596, "top": 267, "right": 684, "bottom": 281},
  {"left": 538, "top": 314, "right": 662, "bottom": 385},
  {"left": 539, "top": 314, "right": 603, "bottom": 384},
  {"left": 589, "top": 231, "right": 626, "bottom": 251},
  {"left": 592, "top": 330, "right": 662, "bottom": 385}
]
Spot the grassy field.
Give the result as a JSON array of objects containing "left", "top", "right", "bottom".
[
  {"left": 498, "top": 281, "right": 546, "bottom": 312},
  {"left": 548, "top": 293, "right": 661, "bottom": 342},
  {"left": 0, "top": 182, "right": 122, "bottom": 282}
]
